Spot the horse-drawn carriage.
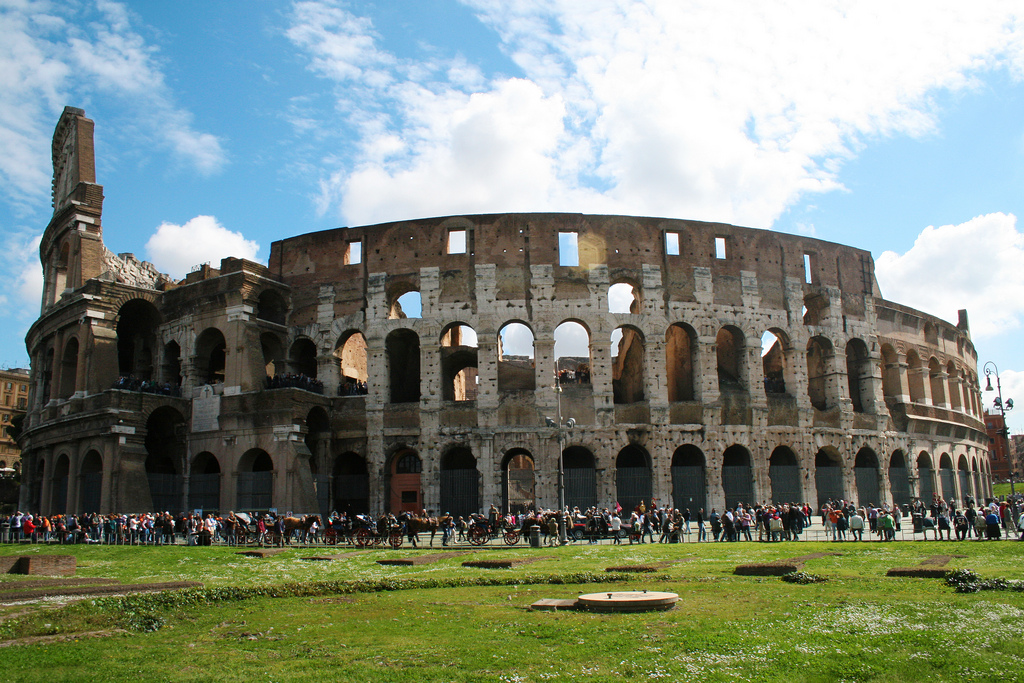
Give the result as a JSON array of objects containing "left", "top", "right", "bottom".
[{"left": 467, "top": 517, "right": 522, "bottom": 546}]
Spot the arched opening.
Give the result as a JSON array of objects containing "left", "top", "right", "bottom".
[
  {"left": 972, "top": 459, "right": 982, "bottom": 505},
  {"left": 670, "top": 445, "right": 705, "bottom": 513},
  {"left": 52, "top": 241, "right": 70, "bottom": 301},
  {"left": 42, "top": 347, "right": 54, "bottom": 404},
  {"left": 957, "top": 455, "right": 972, "bottom": 504},
  {"left": 52, "top": 454, "right": 70, "bottom": 514},
  {"left": 615, "top": 445, "right": 651, "bottom": 513},
  {"left": 554, "top": 321, "right": 591, "bottom": 384},
  {"left": 846, "top": 339, "right": 871, "bottom": 413},
  {"left": 237, "top": 449, "right": 274, "bottom": 510},
  {"left": 889, "top": 450, "right": 911, "bottom": 508},
  {"left": 440, "top": 324, "right": 478, "bottom": 402},
  {"left": 938, "top": 453, "right": 955, "bottom": 502},
  {"left": 194, "top": 328, "right": 226, "bottom": 384},
  {"left": 608, "top": 282, "right": 640, "bottom": 314},
  {"left": 388, "top": 287, "right": 422, "bottom": 319},
  {"left": 440, "top": 447, "right": 479, "bottom": 518},
  {"left": 387, "top": 329, "right": 421, "bottom": 403},
  {"left": 947, "top": 362, "right": 963, "bottom": 411},
  {"left": 611, "top": 326, "right": 645, "bottom": 404},
  {"left": 161, "top": 341, "right": 182, "bottom": 388},
  {"left": 305, "top": 407, "right": 331, "bottom": 513},
  {"left": 769, "top": 446, "right": 801, "bottom": 504},
  {"left": 116, "top": 299, "right": 162, "bottom": 381},
  {"left": 814, "top": 448, "right": 844, "bottom": 507},
  {"left": 502, "top": 450, "right": 535, "bottom": 515},
  {"left": 497, "top": 322, "right": 535, "bottom": 392},
  {"left": 256, "top": 289, "right": 287, "bottom": 325},
  {"left": 929, "top": 358, "right": 947, "bottom": 407},
  {"left": 666, "top": 323, "right": 696, "bottom": 401},
  {"left": 79, "top": 450, "right": 103, "bottom": 513},
  {"left": 722, "top": 445, "right": 754, "bottom": 509},
  {"left": 906, "top": 351, "right": 925, "bottom": 403},
  {"left": 59, "top": 338, "right": 79, "bottom": 399},
  {"left": 146, "top": 406, "right": 185, "bottom": 512},
  {"left": 880, "top": 344, "right": 901, "bottom": 403},
  {"left": 289, "top": 338, "right": 318, "bottom": 378},
  {"left": 803, "top": 292, "right": 828, "bottom": 326},
  {"left": 332, "top": 452, "right": 369, "bottom": 515},
  {"left": 716, "top": 326, "right": 746, "bottom": 392},
  {"left": 261, "top": 333, "right": 285, "bottom": 380},
  {"left": 916, "top": 452, "right": 934, "bottom": 503},
  {"left": 806, "top": 336, "right": 833, "bottom": 411},
  {"left": 189, "top": 452, "right": 221, "bottom": 512},
  {"left": 854, "top": 447, "right": 880, "bottom": 506},
  {"left": 762, "top": 330, "right": 792, "bottom": 396},
  {"left": 388, "top": 449, "right": 422, "bottom": 514},
  {"left": 334, "top": 331, "right": 368, "bottom": 395},
  {"left": 563, "top": 446, "right": 597, "bottom": 510}
]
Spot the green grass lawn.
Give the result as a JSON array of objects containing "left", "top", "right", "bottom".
[{"left": 1, "top": 541, "right": 1023, "bottom": 682}]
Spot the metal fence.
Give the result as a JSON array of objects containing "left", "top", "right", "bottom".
[
  {"left": 440, "top": 469, "right": 480, "bottom": 518},
  {"left": 918, "top": 468, "right": 934, "bottom": 503},
  {"left": 189, "top": 473, "right": 221, "bottom": 512},
  {"left": 722, "top": 466, "right": 753, "bottom": 509},
  {"left": 147, "top": 473, "right": 183, "bottom": 513},
  {"left": 855, "top": 467, "right": 880, "bottom": 506},
  {"left": 815, "top": 467, "right": 844, "bottom": 506},
  {"left": 237, "top": 472, "right": 273, "bottom": 510},
  {"left": 616, "top": 467, "right": 652, "bottom": 514},
  {"left": 768, "top": 465, "right": 801, "bottom": 504},
  {"left": 333, "top": 474, "right": 369, "bottom": 514},
  {"left": 564, "top": 468, "right": 597, "bottom": 510},
  {"left": 671, "top": 465, "right": 706, "bottom": 513},
  {"left": 504, "top": 468, "right": 535, "bottom": 515},
  {"left": 889, "top": 467, "right": 911, "bottom": 507}
]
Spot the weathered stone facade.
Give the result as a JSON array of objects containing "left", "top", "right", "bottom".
[{"left": 19, "top": 107, "right": 993, "bottom": 517}]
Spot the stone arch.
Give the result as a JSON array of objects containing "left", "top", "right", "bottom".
[
  {"left": 116, "top": 299, "right": 162, "bottom": 381},
  {"left": 332, "top": 452, "right": 369, "bottom": 515},
  {"left": 386, "top": 329, "right": 421, "bottom": 403},
  {"left": 59, "top": 336, "right": 79, "bottom": 399},
  {"left": 917, "top": 451, "right": 935, "bottom": 503},
  {"left": 880, "top": 344, "right": 901, "bottom": 402},
  {"left": 923, "top": 321, "right": 938, "bottom": 346},
  {"left": 289, "top": 337, "right": 318, "bottom": 378},
  {"left": 671, "top": 444, "right": 706, "bottom": 513},
  {"left": 889, "top": 450, "right": 911, "bottom": 508},
  {"left": 762, "top": 329, "right": 794, "bottom": 396},
  {"left": 52, "top": 453, "right": 70, "bottom": 514},
  {"left": 814, "top": 447, "right": 844, "bottom": 507},
  {"left": 261, "top": 332, "right": 285, "bottom": 379},
  {"left": 563, "top": 446, "right": 597, "bottom": 510},
  {"left": 846, "top": 338, "right": 871, "bottom": 413},
  {"left": 388, "top": 282, "right": 421, "bottom": 319},
  {"left": 971, "top": 458, "right": 982, "bottom": 505},
  {"left": 554, "top": 321, "right": 592, "bottom": 384},
  {"left": 806, "top": 336, "right": 834, "bottom": 411},
  {"left": 237, "top": 449, "right": 274, "bottom": 510},
  {"left": 194, "top": 327, "right": 226, "bottom": 384},
  {"left": 929, "top": 357, "right": 946, "bottom": 407},
  {"left": 666, "top": 323, "right": 697, "bottom": 402},
  {"left": 906, "top": 351, "right": 926, "bottom": 403},
  {"left": 938, "top": 452, "right": 955, "bottom": 501},
  {"left": 947, "top": 361, "right": 962, "bottom": 411},
  {"left": 440, "top": 446, "right": 479, "bottom": 518},
  {"left": 803, "top": 291, "right": 828, "bottom": 325},
  {"left": 256, "top": 289, "right": 287, "bottom": 325},
  {"left": 716, "top": 326, "right": 747, "bottom": 392},
  {"left": 440, "top": 323, "right": 479, "bottom": 402},
  {"left": 957, "top": 454, "right": 972, "bottom": 504},
  {"left": 387, "top": 448, "right": 422, "bottom": 514},
  {"left": 502, "top": 449, "right": 535, "bottom": 515},
  {"left": 615, "top": 444, "right": 652, "bottom": 513},
  {"left": 334, "top": 330, "right": 368, "bottom": 394},
  {"left": 79, "top": 450, "right": 103, "bottom": 513},
  {"left": 161, "top": 340, "right": 182, "bottom": 388},
  {"left": 611, "top": 325, "right": 645, "bottom": 404},
  {"left": 608, "top": 281, "right": 640, "bottom": 314},
  {"left": 190, "top": 452, "right": 221, "bottom": 512},
  {"left": 768, "top": 446, "right": 801, "bottom": 504},
  {"left": 497, "top": 322, "right": 535, "bottom": 392},
  {"left": 722, "top": 444, "right": 754, "bottom": 509},
  {"left": 146, "top": 406, "right": 186, "bottom": 512},
  {"left": 854, "top": 447, "right": 880, "bottom": 506}
]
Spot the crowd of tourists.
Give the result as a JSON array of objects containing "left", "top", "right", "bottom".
[
  {"left": 265, "top": 373, "right": 324, "bottom": 394},
  {"left": 112, "top": 375, "right": 182, "bottom": 396},
  {"left": 337, "top": 380, "right": 368, "bottom": 396},
  {"left": 3, "top": 495, "right": 1022, "bottom": 547}
]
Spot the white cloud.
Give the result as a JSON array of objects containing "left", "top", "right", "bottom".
[
  {"left": 287, "top": 1, "right": 1024, "bottom": 228},
  {"left": 0, "top": 0, "right": 225, "bottom": 212},
  {"left": 875, "top": 213, "right": 1024, "bottom": 339},
  {"left": 144, "top": 216, "right": 260, "bottom": 279}
]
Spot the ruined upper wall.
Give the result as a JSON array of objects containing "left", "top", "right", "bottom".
[{"left": 269, "top": 212, "right": 882, "bottom": 321}]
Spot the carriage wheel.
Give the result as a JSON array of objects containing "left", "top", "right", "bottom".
[
  {"left": 235, "top": 529, "right": 248, "bottom": 546},
  {"left": 355, "top": 527, "right": 373, "bottom": 548},
  {"left": 324, "top": 529, "right": 338, "bottom": 546},
  {"left": 389, "top": 531, "right": 404, "bottom": 549},
  {"left": 503, "top": 529, "right": 520, "bottom": 546},
  {"left": 629, "top": 529, "right": 641, "bottom": 544},
  {"left": 468, "top": 526, "right": 488, "bottom": 546}
]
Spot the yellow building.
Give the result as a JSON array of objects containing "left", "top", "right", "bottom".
[{"left": 0, "top": 368, "right": 30, "bottom": 474}]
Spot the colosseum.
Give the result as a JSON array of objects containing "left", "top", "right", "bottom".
[{"left": 18, "top": 107, "right": 993, "bottom": 518}]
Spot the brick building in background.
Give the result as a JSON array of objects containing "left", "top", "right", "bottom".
[{"left": 0, "top": 368, "right": 30, "bottom": 474}]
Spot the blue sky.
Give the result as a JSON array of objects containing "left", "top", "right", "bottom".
[{"left": 2, "top": 1, "right": 1024, "bottom": 431}]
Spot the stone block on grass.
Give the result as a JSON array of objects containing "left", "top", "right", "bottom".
[{"left": 734, "top": 562, "right": 800, "bottom": 576}]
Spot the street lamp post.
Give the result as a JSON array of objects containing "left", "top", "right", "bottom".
[
  {"left": 984, "top": 361, "right": 1015, "bottom": 497},
  {"left": 546, "top": 368, "right": 575, "bottom": 545}
]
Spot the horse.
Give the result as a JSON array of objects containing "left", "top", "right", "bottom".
[
  {"left": 281, "top": 514, "right": 321, "bottom": 543},
  {"left": 398, "top": 512, "right": 439, "bottom": 547}
]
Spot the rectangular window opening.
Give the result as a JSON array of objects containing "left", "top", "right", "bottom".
[
  {"left": 447, "top": 229, "right": 467, "bottom": 254},
  {"left": 715, "top": 236, "right": 727, "bottom": 260},
  {"left": 803, "top": 252, "right": 816, "bottom": 284},
  {"left": 666, "top": 232, "right": 680, "bottom": 256},
  {"left": 559, "top": 231, "right": 579, "bottom": 266},
  {"left": 344, "top": 240, "right": 362, "bottom": 265}
]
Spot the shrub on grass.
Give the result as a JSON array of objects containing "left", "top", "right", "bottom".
[
  {"left": 945, "top": 568, "right": 1024, "bottom": 594},
  {"left": 781, "top": 571, "right": 827, "bottom": 585}
]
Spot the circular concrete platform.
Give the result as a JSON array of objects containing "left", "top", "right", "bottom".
[{"left": 576, "top": 590, "right": 678, "bottom": 612}]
